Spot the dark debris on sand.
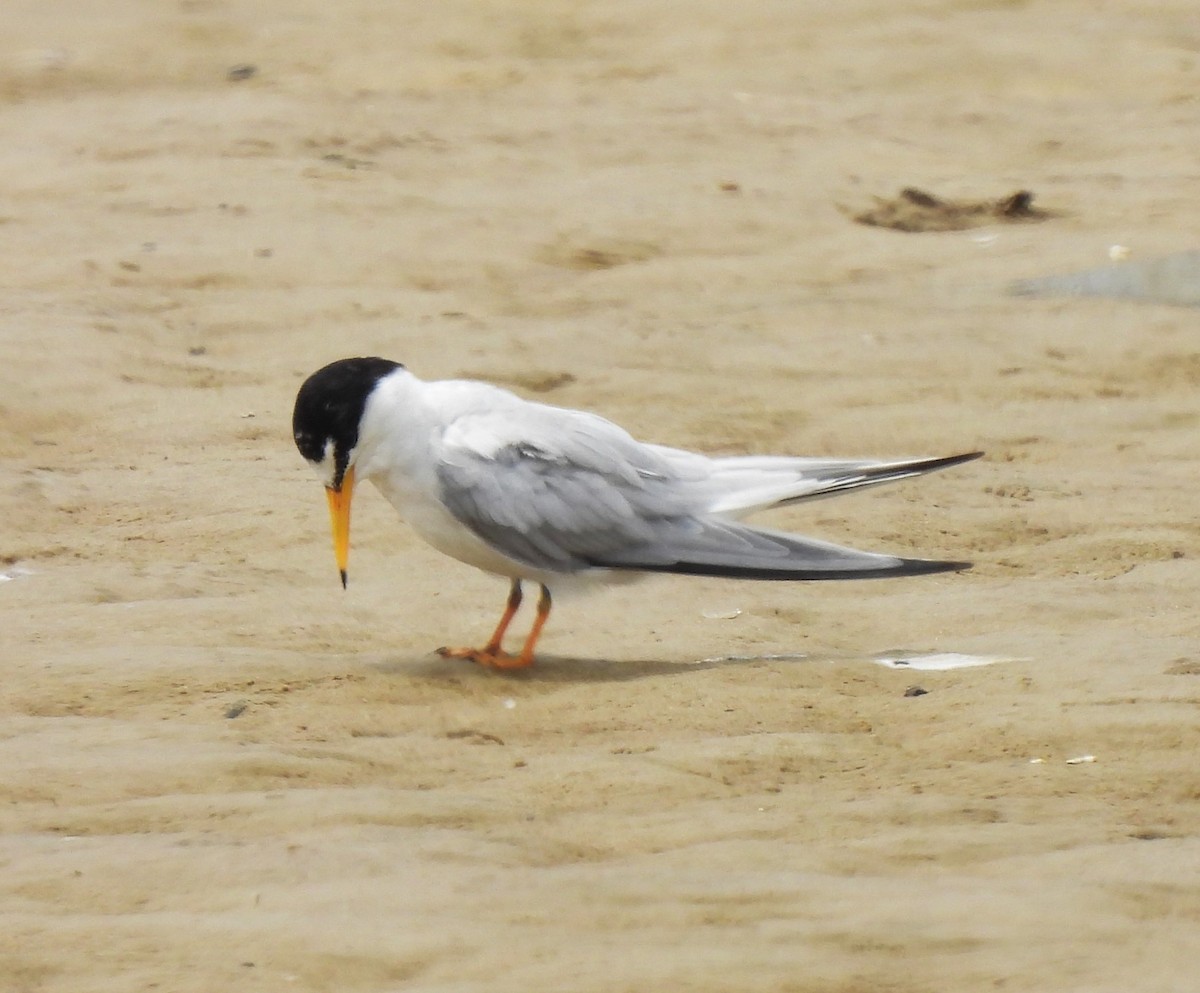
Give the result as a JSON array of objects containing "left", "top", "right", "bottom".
[{"left": 850, "top": 187, "right": 1057, "bottom": 233}]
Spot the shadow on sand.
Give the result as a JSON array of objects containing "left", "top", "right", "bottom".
[{"left": 370, "top": 650, "right": 814, "bottom": 685}]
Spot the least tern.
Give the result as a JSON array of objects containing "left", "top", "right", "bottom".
[{"left": 293, "top": 357, "right": 979, "bottom": 669}]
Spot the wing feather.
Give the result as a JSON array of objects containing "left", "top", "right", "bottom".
[
  {"left": 435, "top": 407, "right": 695, "bottom": 572},
  {"left": 434, "top": 409, "right": 971, "bottom": 580}
]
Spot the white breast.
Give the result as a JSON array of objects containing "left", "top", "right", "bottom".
[{"left": 353, "top": 372, "right": 557, "bottom": 582}]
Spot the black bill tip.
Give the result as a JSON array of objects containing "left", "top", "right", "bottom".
[{"left": 339, "top": 569, "right": 348, "bottom": 590}]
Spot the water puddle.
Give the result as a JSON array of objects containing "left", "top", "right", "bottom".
[
  {"left": 695, "top": 651, "right": 1024, "bottom": 670},
  {"left": 871, "top": 651, "right": 1026, "bottom": 671},
  {"left": 1009, "top": 249, "right": 1200, "bottom": 307}
]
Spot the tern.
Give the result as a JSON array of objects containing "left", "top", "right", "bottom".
[{"left": 293, "top": 357, "right": 979, "bottom": 669}]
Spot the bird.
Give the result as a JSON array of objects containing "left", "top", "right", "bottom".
[{"left": 292, "top": 357, "right": 980, "bottom": 669}]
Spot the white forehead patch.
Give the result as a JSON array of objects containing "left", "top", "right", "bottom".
[{"left": 304, "top": 437, "right": 342, "bottom": 489}]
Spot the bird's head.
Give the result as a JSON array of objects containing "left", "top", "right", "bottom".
[{"left": 292, "top": 357, "right": 403, "bottom": 588}]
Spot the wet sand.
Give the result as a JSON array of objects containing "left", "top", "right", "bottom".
[{"left": 2, "top": 2, "right": 1199, "bottom": 990}]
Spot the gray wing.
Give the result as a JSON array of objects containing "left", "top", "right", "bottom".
[
  {"left": 435, "top": 414, "right": 969, "bottom": 580},
  {"left": 435, "top": 416, "right": 701, "bottom": 573},
  {"left": 591, "top": 518, "right": 970, "bottom": 579}
]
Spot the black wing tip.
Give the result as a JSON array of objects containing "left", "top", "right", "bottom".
[
  {"left": 612, "top": 558, "right": 973, "bottom": 582},
  {"left": 890, "top": 557, "right": 974, "bottom": 577},
  {"left": 916, "top": 451, "right": 985, "bottom": 473}
]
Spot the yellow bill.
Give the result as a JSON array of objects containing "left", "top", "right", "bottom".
[{"left": 324, "top": 465, "right": 355, "bottom": 589}]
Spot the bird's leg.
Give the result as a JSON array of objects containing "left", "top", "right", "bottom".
[
  {"left": 438, "top": 583, "right": 551, "bottom": 670},
  {"left": 509, "top": 584, "right": 552, "bottom": 669},
  {"left": 437, "top": 579, "right": 524, "bottom": 665},
  {"left": 483, "top": 579, "right": 523, "bottom": 655}
]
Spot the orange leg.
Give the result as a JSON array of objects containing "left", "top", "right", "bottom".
[
  {"left": 438, "top": 579, "right": 527, "bottom": 667},
  {"left": 512, "top": 584, "right": 552, "bottom": 668},
  {"left": 483, "top": 579, "right": 523, "bottom": 654},
  {"left": 437, "top": 582, "right": 552, "bottom": 670}
]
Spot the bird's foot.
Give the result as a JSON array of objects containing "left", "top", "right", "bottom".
[{"left": 436, "top": 645, "right": 534, "bottom": 670}]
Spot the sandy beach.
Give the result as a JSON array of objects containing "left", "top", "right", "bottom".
[{"left": 3, "top": 1, "right": 1199, "bottom": 990}]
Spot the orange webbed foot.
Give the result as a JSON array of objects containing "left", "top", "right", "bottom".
[{"left": 436, "top": 646, "right": 535, "bottom": 670}]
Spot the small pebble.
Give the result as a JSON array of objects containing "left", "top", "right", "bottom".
[{"left": 903, "top": 685, "right": 929, "bottom": 697}]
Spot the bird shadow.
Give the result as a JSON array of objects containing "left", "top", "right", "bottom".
[{"left": 371, "top": 650, "right": 815, "bottom": 685}]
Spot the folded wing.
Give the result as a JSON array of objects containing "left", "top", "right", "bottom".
[{"left": 435, "top": 413, "right": 974, "bottom": 580}]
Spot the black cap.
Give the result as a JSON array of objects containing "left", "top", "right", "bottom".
[{"left": 292, "top": 357, "right": 402, "bottom": 488}]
